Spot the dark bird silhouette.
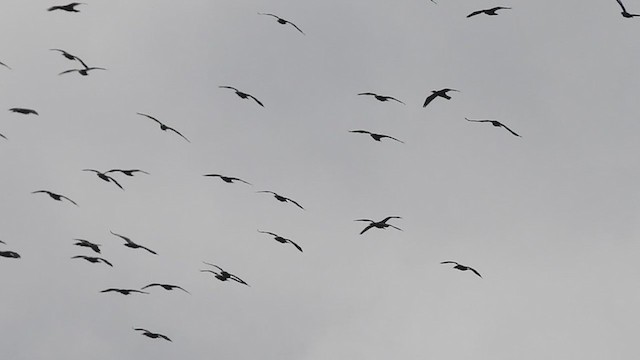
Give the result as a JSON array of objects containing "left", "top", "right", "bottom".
[
  {"left": 109, "top": 231, "right": 157, "bottom": 255},
  {"left": 357, "top": 92, "right": 405, "bottom": 105},
  {"left": 141, "top": 283, "right": 190, "bottom": 294},
  {"left": 9, "top": 108, "right": 38, "bottom": 115},
  {"left": 258, "top": 230, "right": 303, "bottom": 252},
  {"left": 134, "top": 328, "right": 172, "bottom": 342},
  {"left": 73, "top": 238, "right": 101, "bottom": 253},
  {"left": 82, "top": 169, "right": 124, "bottom": 190},
  {"left": 72, "top": 255, "right": 113, "bottom": 267},
  {"left": 615, "top": 0, "right": 640, "bottom": 17},
  {"left": 257, "top": 190, "right": 304, "bottom": 210},
  {"left": 219, "top": 86, "right": 264, "bottom": 107},
  {"left": 203, "top": 174, "right": 251, "bottom": 185},
  {"left": 32, "top": 190, "right": 78, "bottom": 206},
  {"left": 349, "top": 130, "right": 404, "bottom": 143},
  {"left": 59, "top": 67, "right": 106, "bottom": 76},
  {"left": 258, "top": 13, "right": 305, "bottom": 34},
  {"left": 441, "top": 261, "right": 482, "bottom": 278},
  {"left": 137, "top": 112, "right": 190, "bottom": 142},
  {"left": 467, "top": 6, "right": 511, "bottom": 18},
  {"left": 465, "top": 118, "right": 521, "bottom": 137},
  {"left": 48, "top": 3, "right": 85, "bottom": 12},
  {"left": 423, "top": 88, "right": 459, "bottom": 107},
  {"left": 201, "top": 262, "right": 249, "bottom": 286},
  {"left": 50, "top": 48, "right": 87, "bottom": 66},
  {"left": 105, "top": 169, "right": 149, "bottom": 177},
  {"left": 355, "top": 216, "right": 402, "bottom": 235},
  {"left": 100, "top": 288, "right": 148, "bottom": 295},
  {"left": 0, "top": 251, "right": 20, "bottom": 259},
  {"left": 0, "top": 61, "right": 10, "bottom": 70}
]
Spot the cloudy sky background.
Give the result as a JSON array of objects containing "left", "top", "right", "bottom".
[{"left": 1, "top": 0, "right": 639, "bottom": 359}]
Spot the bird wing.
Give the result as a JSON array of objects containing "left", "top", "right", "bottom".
[
  {"left": 380, "top": 134, "right": 404, "bottom": 143},
  {"left": 60, "top": 195, "right": 78, "bottom": 206},
  {"left": 359, "top": 223, "right": 375, "bottom": 235},
  {"left": 141, "top": 283, "right": 159, "bottom": 290},
  {"left": 258, "top": 230, "right": 279, "bottom": 237},
  {"left": 82, "top": 169, "right": 100, "bottom": 174},
  {"left": 110, "top": 230, "right": 133, "bottom": 244},
  {"left": 423, "top": 92, "right": 438, "bottom": 107},
  {"left": 219, "top": 85, "right": 239, "bottom": 91},
  {"left": 464, "top": 117, "right": 491, "bottom": 123},
  {"left": 71, "top": 255, "right": 87, "bottom": 260},
  {"left": 203, "top": 174, "right": 222, "bottom": 178},
  {"left": 381, "top": 216, "right": 401, "bottom": 223},
  {"left": 257, "top": 190, "right": 276, "bottom": 195},
  {"left": 173, "top": 285, "right": 190, "bottom": 294},
  {"left": 230, "top": 177, "right": 251, "bottom": 185},
  {"left": 106, "top": 175, "right": 124, "bottom": 189},
  {"left": 498, "top": 122, "right": 521, "bottom": 137},
  {"left": 387, "top": 96, "right": 405, "bottom": 105},
  {"left": 58, "top": 69, "right": 80, "bottom": 75},
  {"left": 166, "top": 126, "right": 191, "bottom": 142},
  {"left": 616, "top": 0, "right": 628, "bottom": 12},
  {"left": 230, "top": 274, "right": 249, "bottom": 286},
  {"left": 354, "top": 219, "right": 373, "bottom": 222},
  {"left": 202, "top": 261, "right": 224, "bottom": 272},
  {"left": 100, "top": 288, "right": 117, "bottom": 293},
  {"left": 0, "top": 61, "right": 11, "bottom": 70},
  {"left": 258, "top": 12, "right": 280, "bottom": 19},
  {"left": 139, "top": 245, "right": 157, "bottom": 255},
  {"left": 287, "top": 239, "right": 303, "bottom": 252},
  {"left": 87, "top": 67, "right": 106, "bottom": 72},
  {"left": 388, "top": 224, "right": 403, "bottom": 231},
  {"left": 136, "top": 112, "right": 162, "bottom": 125},
  {"left": 99, "top": 258, "right": 113, "bottom": 267},
  {"left": 158, "top": 334, "right": 172, "bottom": 342},
  {"left": 287, "top": 21, "right": 305, "bottom": 35},
  {"left": 466, "top": 9, "right": 485, "bottom": 18},
  {"left": 440, "top": 261, "right": 460, "bottom": 265},
  {"left": 469, "top": 267, "right": 482, "bottom": 278},
  {"left": 286, "top": 197, "right": 305, "bottom": 210},
  {"left": 357, "top": 92, "right": 377, "bottom": 96},
  {"left": 350, "top": 130, "right": 372, "bottom": 135},
  {"left": 247, "top": 94, "right": 264, "bottom": 107}
]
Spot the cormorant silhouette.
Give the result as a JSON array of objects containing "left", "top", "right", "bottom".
[
  {"left": 32, "top": 190, "right": 78, "bottom": 206},
  {"left": 0, "top": 251, "right": 20, "bottom": 258},
  {"left": 48, "top": 3, "right": 85, "bottom": 12},
  {"left": 467, "top": 6, "right": 511, "bottom": 18},
  {"left": 72, "top": 255, "right": 113, "bottom": 267},
  {"left": 219, "top": 86, "right": 264, "bottom": 107},
  {"left": 201, "top": 262, "right": 249, "bottom": 286},
  {"left": 616, "top": 0, "right": 640, "bottom": 17},
  {"left": 203, "top": 174, "right": 251, "bottom": 185},
  {"left": 109, "top": 231, "right": 157, "bottom": 255},
  {"left": 423, "top": 88, "right": 459, "bottom": 107},
  {"left": 134, "top": 328, "right": 172, "bottom": 342},
  {"left": 349, "top": 130, "right": 404, "bottom": 143},
  {"left": 355, "top": 216, "right": 402, "bottom": 235},
  {"left": 101, "top": 288, "right": 148, "bottom": 295},
  {"left": 9, "top": 108, "right": 38, "bottom": 115},
  {"left": 258, "top": 13, "right": 305, "bottom": 34},
  {"left": 73, "top": 239, "right": 101, "bottom": 253},
  {"left": 357, "top": 92, "right": 405, "bottom": 105},
  {"left": 105, "top": 169, "right": 149, "bottom": 176},
  {"left": 258, "top": 230, "right": 303, "bottom": 252},
  {"left": 82, "top": 169, "right": 124, "bottom": 189},
  {"left": 257, "top": 191, "right": 304, "bottom": 210},
  {"left": 141, "top": 283, "right": 190, "bottom": 294},
  {"left": 440, "top": 261, "right": 482, "bottom": 278},
  {"left": 137, "top": 113, "right": 190, "bottom": 142},
  {"left": 465, "top": 118, "right": 521, "bottom": 137}
]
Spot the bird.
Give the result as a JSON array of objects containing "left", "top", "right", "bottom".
[
  {"left": 0, "top": 61, "right": 10, "bottom": 70},
  {"left": 258, "top": 13, "right": 305, "bottom": 34},
  {"left": 136, "top": 112, "right": 190, "bottom": 142},
  {"left": 357, "top": 92, "right": 405, "bottom": 105},
  {"left": 203, "top": 174, "right": 251, "bottom": 185},
  {"left": 105, "top": 169, "right": 149, "bottom": 177},
  {"left": 109, "top": 231, "right": 157, "bottom": 255},
  {"left": 201, "top": 262, "right": 249, "bottom": 286},
  {"left": 440, "top": 261, "right": 482, "bottom": 278},
  {"left": 9, "top": 108, "right": 38, "bottom": 115},
  {"left": 0, "top": 251, "right": 20, "bottom": 259},
  {"left": 219, "top": 86, "right": 264, "bottom": 107},
  {"left": 100, "top": 288, "right": 148, "bottom": 295},
  {"left": 48, "top": 3, "right": 85, "bottom": 12},
  {"left": 72, "top": 255, "right": 113, "bottom": 267},
  {"left": 615, "top": 0, "right": 640, "bottom": 17},
  {"left": 355, "top": 216, "right": 402, "bottom": 235},
  {"left": 82, "top": 169, "right": 124, "bottom": 190},
  {"left": 72, "top": 239, "right": 101, "bottom": 253},
  {"left": 257, "top": 191, "right": 304, "bottom": 210},
  {"left": 59, "top": 67, "right": 106, "bottom": 76},
  {"left": 32, "top": 190, "right": 78, "bottom": 206},
  {"left": 464, "top": 118, "right": 521, "bottom": 137},
  {"left": 50, "top": 49, "right": 87, "bottom": 65},
  {"left": 258, "top": 230, "right": 303, "bottom": 252},
  {"left": 423, "top": 88, "right": 459, "bottom": 107},
  {"left": 467, "top": 6, "right": 511, "bottom": 18},
  {"left": 349, "top": 130, "right": 404, "bottom": 143},
  {"left": 134, "top": 328, "right": 172, "bottom": 342},
  {"left": 141, "top": 283, "right": 190, "bottom": 294}
]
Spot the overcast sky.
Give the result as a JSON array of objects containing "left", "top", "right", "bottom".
[{"left": 1, "top": 0, "right": 639, "bottom": 359}]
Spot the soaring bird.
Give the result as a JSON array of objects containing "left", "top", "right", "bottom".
[
  {"left": 9, "top": 108, "right": 38, "bottom": 115},
  {"left": 109, "top": 231, "right": 157, "bottom": 255},
  {"left": 257, "top": 190, "right": 304, "bottom": 210},
  {"left": 465, "top": 118, "right": 521, "bottom": 137},
  {"left": 201, "top": 262, "right": 249, "bottom": 286},
  {"left": 258, "top": 13, "right": 305, "bottom": 34},
  {"left": 50, "top": 49, "right": 87, "bottom": 65},
  {"left": 100, "top": 288, "right": 148, "bottom": 295},
  {"left": 349, "top": 130, "right": 404, "bottom": 143},
  {"left": 137, "top": 112, "right": 190, "bottom": 142},
  {"left": 105, "top": 169, "right": 149, "bottom": 177},
  {"left": 0, "top": 61, "right": 10, "bottom": 70},
  {"left": 72, "top": 239, "right": 101, "bottom": 253},
  {"left": 357, "top": 92, "right": 405, "bottom": 105},
  {"left": 467, "top": 6, "right": 511, "bottom": 18},
  {"left": 423, "top": 88, "right": 459, "bottom": 108},
  {"left": 355, "top": 216, "right": 402, "bottom": 235},
  {"left": 32, "top": 190, "right": 78, "bottom": 206},
  {"left": 615, "top": 0, "right": 640, "bottom": 17},
  {"left": 141, "top": 283, "right": 190, "bottom": 294},
  {"left": 72, "top": 255, "right": 113, "bottom": 267},
  {"left": 0, "top": 251, "right": 20, "bottom": 259},
  {"left": 219, "top": 86, "right": 264, "bottom": 107},
  {"left": 134, "top": 328, "right": 172, "bottom": 342},
  {"left": 48, "top": 3, "right": 85, "bottom": 12},
  {"left": 258, "top": 230, "right": 303, "bottom": 252},
  {"left": 203, "top": 174, "right": 251, "bottom": 185},
  {"left": 82, "top": 169, "right": 124, "bottom": 189},
  {"left": 440, "top": 261, "right": 482, "bottom": 278},
  {"left": 59, "top": 67, "right": 106, "bottom": 76}
]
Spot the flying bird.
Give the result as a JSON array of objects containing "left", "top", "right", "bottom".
[
  {"left": 141, "top": 283, "right": 190, "bottom": 294},
  {"left": 82, "top": 169, "right": 124, "bottom": 189},
  {"left": 203, "top": 174, "right": 251, "bottom": 185},
  {"left": 72, "top": 255, "right": 113, "bottom": 267},
  {"left": 72, "top": 239, "right": 101, "bottom": 253},
  {"left": 50, "top": 48, "right": 87, "bottom": 65},
  {"left": 137, "top": 112, "right": 190, "bottom": 142},
  {"left": 100, "top": 288, "right": 148, "bottom": 295},
  {"left": 467, "top": 6, "right": 511, "bottom": 18},
  {"left": 134, "top": 328, "right": 172, "bottom": 342},
  {"left": 258, "top": 13, "right": 305, "bottom": 34},
  {"left": 9, "top": 108, "right": 38, "bottom": 115},
  {"left": 0, "top": 61, "right": 10, "bottom": 70},
  {"left": 219, "top": 86, "right": 264, "bottom": 107},
  {"left": 201, "top": 262, "right": 249, "bottom": 286},
  {"left": 440, "top": 261, "right": 482, "bottom": 278},
  {"left": 48, "top": 3, "right": 85, "bottom": 12},
  {"left": 257, "top": 190, "right": 304, "bottom": 210},
  {"left": 355, "top": 216, "right": 402, "bottom": 235},
  {"left": 465, "top": 118, "right": 521, "bottom": 137},
  {"left": 258, "top": 230, "right": 303, "bottom": 252},
  {"left": 109, "top": 231, "right": 157, "bottom": 255},
  {"left": 105, "top": 169, "right": 149, "bottom": 177},
  {"left": 615, "top": 0, "right": 640, "bottom": 17},
  {"left": 32, "top": 190, "right": 78, "bottom": 206},
  {"left": 423, "top": 88, "right": 459, "bottom": 108},
  {"left": 357, "top": 92, "right": 405, "bottom": 105},
  {"left": 0, "top": 251, "right": 20, "bottom": 259},
  {"left": 59, "top": 67, "right": 106, "bottom": 76},
  {"left": 349, "top": 130, "right": 404, "bottom": 143}
]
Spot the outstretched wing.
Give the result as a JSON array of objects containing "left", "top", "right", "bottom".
[
  {"left": 440, "top": 261, "right": 460, "bottom": 265},
  {"left": 258, "top": 230, "right": 279, "bottom": 237},
  {"left": 202, "top": 261, "right": 224, "bottom": 272},
  {"left": 350, "top": 130, "right": 373, "bottom": 135},
  {"left": 464, "top": 117, "right": 491, "bottom": 123},
  {"left": 110, "top": 230, "right": 133, "bottom": 244},
  {"left": 469, "top": 267, "right": 482, "bottom": 278},
  {"left": 286, "top": 20, "right": 305, "bottom": 35},
  {"left": 498, "top": 122, "right": 521, "bottom": 137},
  {"left": 58, "top": 69, "right": 80, "bottom": 75},
  {"left": 286, "top": 197, "right": 305, "bottom": 210},
  {"left": 247, "top": 94, "right": 264, "bottom": 107},
  {"left": 387, "top": 96, "right": 405, "bottom": 105},
  {"left": 359, "top": 223, "right": 375, "bottom": 235},
  {"left": 230, "top": 274, "right": 249, "bottom": 286},
  {"left": 98, "top": 257, "right": 113, "bottom": 267},
  {"left": 257, "top": 12, "right": 280, "bottom": 19},
  {"left": 357, "top": 92, "right": 377, "bottom": 97},
  {"left": 139, "top": 245, "right": 157, "bottom": 255},
  {"left": 136, "top": 112, "right": 162, "bottom": 125},
  {"left": 231, "top": 177, "right": 252, "bottom": 185},
  {"left": 59, "top": 195, "right": 78, "bottom": 206},
  {"left": 423, "top": 92, "right": 438, "bottom": 107},
  {"left": 166, "top": 126, "right": 191, "bottom": 142},
  {"left": 219, "top": 85, "right": 239, "bottom": 92},
  {"left": 466, "top": 9, "right": 485, "bottom": 18},
  {"left": 380, "top": 134, "right": 404, "bottom": 143},
  {"left": 287, "top": 239, "right": 303, "bottom": 252}
]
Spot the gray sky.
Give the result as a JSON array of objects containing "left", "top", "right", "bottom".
[{"left": 1, "top": 0, "right": 639, "bottom": 359}]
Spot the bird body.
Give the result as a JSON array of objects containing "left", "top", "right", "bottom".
[
  {"left": 355, "top": 216, "right": 402, "bottom": 235},
  {"left": 219, "top": 86, "right": 264, "bottom": 107},
  {"left": 465, "top": 118, "right": 521, "bottom": 137},
  {"left": 257, "top": 191, "right": 304, "bottom": 210},
  {"left": 258, "top": 230, "right": 303, "bottom": 252},
  {"left": 441, "top": 261, "right": 482, "bottom": 278},
  {"left": 357, "top": 92, "right": 405, "bottom": 105},
  {"left": 72, "top": 255, "right": 112, "bottom": 267},
  {"left": 9, "top": 108, "right": 38, "bottom": 115},
  {"left": 423, "top": 88, "right": 459, "bottom": 107},
  {"left": 32, "top": 190, "right": 78, "bottom": 206},
  {"left": 349, "top": 130, "right": 404, "bottom": 143}
]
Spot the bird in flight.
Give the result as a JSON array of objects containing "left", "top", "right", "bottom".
[
  {"left": 141, "top": 283, "right": 190, "bottom": 294},
  {"left": 32, "top": 190, "right": 78, "bottom": 206},
  {"left": 9, "top": 108, "right": 38, "bottom": 115},
  {"left": 349, "top": 130, "right": 404, "bottom": 143},
  {"left": 467, "top": 6, "right": 511, "bottom": 18},
  {"left": 72, "top": 239, "right": 102, "bottom": 253},
  {"left": 203, "top": 174, "right": 251, "bottom": 185},
  {"left": 110, "top": 231, "right": 157, "bottom": 255},
  {"left": 48, "top": 3, "right": 85, "bottom": 12},
  {"left": 134, "top": 328, "right": 172, "bottom": 342},
  {"left": 219, "top": 86, "right": 264, "bottom": 107},
  {"left": 615, "top": 0, "right": 640, "bottom": 17},
  {"left": 0, "top": 61, "right": 10, "bottom": 70},
  {"left": 201, "top": 262, "right": 249, "bottom": 286},
  {"left": 258, "top": 230, "right": 303, "bottom": 252},
  {"left": 59, "top": 66, "right": 106, "bottom": 76},
  {"left": 357, "top": 92, "right": 405, "bottom": 105},
  {"left": 82, "top": 169, "right": 124, "bottom": 190},
  {"left": 105, "top": 169, "right": 149, "bottom": 177},
  {"left": 50, "top": 48, "right": 87, "bottom": 65},
  {"left": 465, "top": 118, "right": 521, "bottom": 137},
  {"left": 101, "top": 288, "right": 148, "bottom": 295},
  {"left": 423, "top": 88, "right": 459, "bottom": 107},
  {"left": 0, "top": 251, "right": 20, "bottom": 259},
  {"left": 355, "top": 216, "right": 402, "bottom": 235},
  {"left": 257, "top": 191, "right": 304, "bottom": 210},
  {"left": 137, "top": 113, "right": 190, "bottom": 142},
  {"left": 440, "top": 261, "right": 482, "bottom": 278},
  {"left": 258, "top": 13, "right": 305, "bottom": 34},
  {"left": 72, "top": 255, "right": 113, "bottom": 267}
]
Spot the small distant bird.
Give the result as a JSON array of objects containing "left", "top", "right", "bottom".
[
  {"left": 100, "top": 288, "right": 148, "bottom": 295},
  {"left": 137, "top": 113, "right": 190, "bottom": 142},
  {"left": 32, "top": 190, "right": 78, "bottom": 206},
  {"left": 423, "top": 88, "right": 459, "bottom": 108},
  {"left": 0, "top": 61, "right": 10, "bottom": 70},
  {"left": 465, "top": 118, "right": 521, "bottom": 137},
  {"left": 258, "top": 13, "right": 305, "bottom": 35},
  {"left": 219, "top": 86, "right": 264, "bottom": 107},
  {"left": 355, "top": 216, "right": 402, "bottom": 235},
  {"left": 134, "top": 328, "right": 172, "bottom": 342},
  {"left": 73, "top": 239, "right": 101, "bottom": 253},
  {"left": 141, "top": 283, "right": 190, "bottom": 294},
  {"left": 109, "top": 231, "right": 157, "bottom": 255},
  {"left": 201, "top": 262, "right": 249, "bottom": 286},
  {"left": 0, "top": 251, "right": 20, "bottom": 259},
  {"left": 59, "top": 67, "right": 106, "bottom": 76},
  {"left": 467, "top": 6, "right": 511, "bottom": 18},
  {"left": 9, "top": 108, "right": 38, "bottom": 115},
  {"left": 105, "top": 169, "right": 149, "bottom": 177},
  {"left": 257, "top": 190, "right": 304, "bottom": 210},
  {"left": 349, "top": 130, "right": 404, "bottom": 143},
  {"left": 48, "top": 3, "right": 85, "bottom": 12},
  {"left": 440, "top": 261, "right": 482, "bottom": 278},
  {"left": 203, "top": 174, "right": 251, "bottom": 185},
  {"left": 82, "top": 169, "right": 124, "bottom": 190},
  {"left": 357, "top": 92, "right": 405, "bottom": 105},
  {"left": 72, "top": 255, "right": 113, "bottom": 267},
  {"left": 615, "top": 0, "right": 640, "bottom": 17},
  {"left": 50, "top": 49, "right": 86, "bottom": 65},
  {"left": 258, "top": 230, "right": 303, "bottom": 252}
]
